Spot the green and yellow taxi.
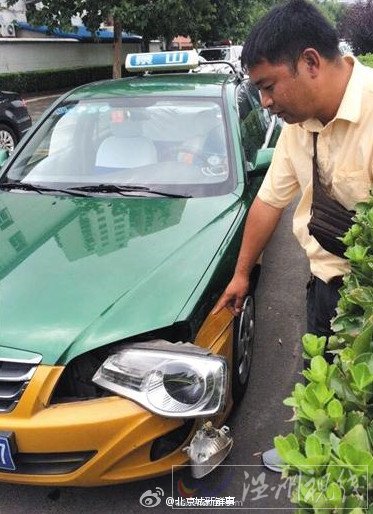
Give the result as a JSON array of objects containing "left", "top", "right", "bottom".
[{"left": 0, "top": 50, "right": 281, "bottom": 486}]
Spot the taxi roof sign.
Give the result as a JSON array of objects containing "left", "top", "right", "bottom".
[{"left": 125, "top": 50, "right": 200, "bottom": 72}]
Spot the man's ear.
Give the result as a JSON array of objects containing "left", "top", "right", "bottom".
[{"left": 300, "top": 48, "right": 321, "bottom": 78}]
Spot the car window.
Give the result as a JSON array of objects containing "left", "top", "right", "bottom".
[
  {"left": 199, "top": 48, "right": 230, "bottom": 61},
  {"left": 237, "top": 82, "right": 266, "bottom": 163},
  {"left": 5, "top": 96, "right": 235, "bottom": 197},
  {"left": 231, "top": 47, "right": 242, "bottom": 60}
]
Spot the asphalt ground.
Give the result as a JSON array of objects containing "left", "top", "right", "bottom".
[
  {"left": 0, "top": 94, "right": 309, "bottom": 512},
  {"left": 24, "top": 91, "right": 67, "bottom": 123}
]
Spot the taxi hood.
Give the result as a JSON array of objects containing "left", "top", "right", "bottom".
[{"left": 0, "top": 193, "right": 241, "bottom": 365}]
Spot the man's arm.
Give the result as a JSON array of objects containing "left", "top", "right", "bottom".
[{"left": 213, "top": 197, "right": 283, "bottom": 316}]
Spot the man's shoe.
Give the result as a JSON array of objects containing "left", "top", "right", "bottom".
[{"left": 261, "top": 448, "right": 283, "bottom": 473}]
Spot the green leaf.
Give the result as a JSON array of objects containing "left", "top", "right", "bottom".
[
  {"left": 329, "top": 366, "right": 364, "bottom": 408},
  {"left": 325, "top": 481, "right": 343, "bottom": 507},
  {"left": 284, "top": 383, "right": 306, "bottom": 407},
  {"left": 302, "top": 333, "right": 327, "bottom": 358},
  {"left": 327, "top": 334, "right": 345, "bottom": 350},
  {"left": 308, "top": 382, "right": 335, "bottom": 407},
  {"left": 341, "top": 424, "right": 371, "bottom": 453},
  {"left": 303, "top": 356, "right": 329, "bottom": 383},
  {"left": 348, "top": 286, "right": 373, "bottom": 309},
  {"left": 354, "top": 351, "right": 373, "bottom": 373},
  {"left": 345, "top": 411, "right": 366, "bottom": 432},
  {"left": 329, "top": 432, "right": 341, "bottom": 455},
  {"left": 274, "top": 433, "right": 299, "bottom": 460},
  {"left": 339, "top": 442, "right": 373, "bottom": 476},
  {"left": 299, "top": 400, "right": 319, "bottom": 421},
  {"left": 352, "top": 321, "right": 373, "bottom": 355},
  {"left": 282, "top": 449, "right": 311, "bottom": 472},
  {"left": 327, "top": 398, "right": 344, "bottom": 420},
  {"left": 294, "top": 383, "right": 306, "bottom": 401},
  {"left": 339, "top": 346, "right": 356, "bottom": 365},
  {"left": 305, "top": 434, "right": 323, "bottom": 457},
  {"left": 313, "top": 409, "right": 334, "bottom": 431},
  {"left": 345, "top": 244, "right": 369, "bottom": 263},
  {"left": 283, "top": 397, "right": 298, "bottom": 407},
  {"left": 350, "top": 362, "right": 373, "bottom": 391},
  {"left": 344, "top": 494, "right": 367, "bottom": 509}
]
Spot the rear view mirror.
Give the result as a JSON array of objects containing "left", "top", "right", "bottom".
[
  {"left": 246, "top": 148, "right": 274, "bottom": 177},
  {"left": 0, "top": 149, "right": 9, "bottom": 167}
]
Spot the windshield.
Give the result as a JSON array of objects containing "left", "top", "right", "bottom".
[
  {"left": 199, "top": 48, "right": 231, "bottom": 61},
  {"left": 4, "top": 96, "right": 234, "bottom": 197}
]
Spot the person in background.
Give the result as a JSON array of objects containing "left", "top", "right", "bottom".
[{"left": 213, "top": 0, "right": 373, "bottom": 472}]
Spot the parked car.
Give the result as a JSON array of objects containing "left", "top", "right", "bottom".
[
  {"left": 197, "top": 45, "right": 243, "bottom": 73},
  {"left": 0, "top": 91, "right": 32, "bottom": 152},
  {"left": 0, "top": 50, "right": 281, "bottom": 486}
]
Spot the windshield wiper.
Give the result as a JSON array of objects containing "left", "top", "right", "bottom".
[
  {"left": 70, "top": 184, "right": 191, "bottom": 198},
  {"left": 0, "top": 181, "right": 88, "bottom": 197}
]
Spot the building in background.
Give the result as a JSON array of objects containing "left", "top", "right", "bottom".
[{"left": 0, "top": 0, "right": 26, "bottom": 37}]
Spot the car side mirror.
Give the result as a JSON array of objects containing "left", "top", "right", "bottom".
[
  {"left": 0, "top": 149, "right": 9, "bottom": 167},
  {"left": 246, "top": 148, "right": 274, "bottom": 177}
]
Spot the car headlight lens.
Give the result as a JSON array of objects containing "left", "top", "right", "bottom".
[{"left": 92, "top": 348, "right": 227, "bottom": 417}]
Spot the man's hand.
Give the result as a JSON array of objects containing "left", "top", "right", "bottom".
[
  {"left": 212, "top": 197, "right": 283, "bottom": 317},
  {"left": 212, "top": 274, "right": 250, "bottom": 316}
]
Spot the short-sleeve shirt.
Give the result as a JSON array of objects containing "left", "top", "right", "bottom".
[{"left": 258, "top": 56, "right": 373, "bottom": 282}]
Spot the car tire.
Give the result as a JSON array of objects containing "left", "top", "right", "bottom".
[
  {"left": 0, "top": 123, "right": 18, "bottom": 152},
  {"left": 231, "top": 294, "right": 255, "bottom": 403}
]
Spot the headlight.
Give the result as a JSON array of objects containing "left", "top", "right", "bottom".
[{"left": 92, "top": 347, "right": 227, "bottom": 417}]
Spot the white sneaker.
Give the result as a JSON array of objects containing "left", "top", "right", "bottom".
[{"left": 261, "top": 448, "right": 283, "bottom": 473}]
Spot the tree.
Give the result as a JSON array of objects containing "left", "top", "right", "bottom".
[
  {"left": 199, "top": 0, "right": 279, "bottom": 45},
  {"left": 117, "top": 0, "right": 215, "bottom": 51},
  {"left": 313, "top": 0, "right": 346, "bottom": 28},
  {"left": 8, "top": 0, "right": 216, "bottom": 77},
  {"left": 7, "top": 0, "right": 124, "bottom": 77},
  {"left": 339, "top": 0, "right": 373, "bottom": 55}
]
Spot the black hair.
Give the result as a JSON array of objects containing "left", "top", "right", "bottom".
[{"left": 241, "top": 0, "right": 340, "bottom": 71}]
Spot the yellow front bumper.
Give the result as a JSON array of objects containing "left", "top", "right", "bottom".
[
  {"left": 0, "top": 366, "right": 190, "bottom": 486},
  {"left": 0, "top": 310, "right": 234, "bottom": 486}
]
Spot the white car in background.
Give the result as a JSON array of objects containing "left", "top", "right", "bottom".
[
  {"left": 196, "top": 45, "right": 243, "bottom": 74},
  {"left": 339, "top": 39, "right": 353, "bottom": 55}
]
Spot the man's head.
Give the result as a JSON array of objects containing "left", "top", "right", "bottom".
[{"left": 242, "top": 0, "right": 344, "bottom": 124}]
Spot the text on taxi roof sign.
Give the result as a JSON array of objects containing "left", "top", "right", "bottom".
[{"left": 125, "top": 50, "right": 199, "bottom": 72}]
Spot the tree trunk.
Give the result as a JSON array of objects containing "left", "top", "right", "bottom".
[
  {"left": 142, "top": 37, "right": 150, "bottom": 53},
  {"left": 113, "top": 17, "right": 122, "bottom": 79}
]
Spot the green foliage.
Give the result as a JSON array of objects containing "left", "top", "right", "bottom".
[
  {"left": 358, "top": 54, "right": 373, "bottom": 68},
  {"left": 201, "top": 0, "right": 278, "bottom": 45},
  {"left": 313, "top": 0, "right": 347, "bottom": 28},
  {"left": 116, "top": 0, "right": 216, "bottom": 48},
  {"left": 0, "top": 66, "right": 126, "bottom": 94},
  {"left": 339, "top": 0, "right": 373, "bottom": 55},
  {"left": 276, "top": 193, "right": 373, "bottom": 512},
  {"left": 7, "top": 0, "right": 217, "bottom": 75}
]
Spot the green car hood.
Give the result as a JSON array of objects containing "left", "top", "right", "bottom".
[{"left": 0, "top": 193, "right": 241, "bottom": 364}]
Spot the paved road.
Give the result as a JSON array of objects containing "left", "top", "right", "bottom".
[
  {"left": 25, "top": 92, "right": 65, "bottom": 123},
  {"left": 0, "top": 95, "right": 308, "bottom": 512}
]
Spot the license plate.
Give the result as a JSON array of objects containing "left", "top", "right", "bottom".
[{"left": 0, "top": 431, "right": 16, "bottom": 471}]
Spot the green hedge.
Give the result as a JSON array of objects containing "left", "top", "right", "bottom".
[
  {"left": 275, "top": 194, "right": 373, "bottom": 513},
  {"left": 1, "top": 53, "right": 372, "bottom": 95},
  {"left": 358, "top": 53, "right": 373, "bottom": 68},
  {"left": 0, "top": 65, "right": 130, "bottom": 94}
]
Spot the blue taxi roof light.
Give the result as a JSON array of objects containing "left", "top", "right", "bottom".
[{"left": 125, "top": 50, "right": 199, "bottom": 72}]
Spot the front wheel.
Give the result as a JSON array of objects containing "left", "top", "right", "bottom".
[
  {"left": 0, "top": 124, "right": 18, "bottom": 152},
  {"left": 231, "top": 295, "right": 255, "bottom": 403}
]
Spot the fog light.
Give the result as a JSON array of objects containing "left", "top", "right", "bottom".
[{"left": 183, "top": 421, "right": 233, "bottom": 478}]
